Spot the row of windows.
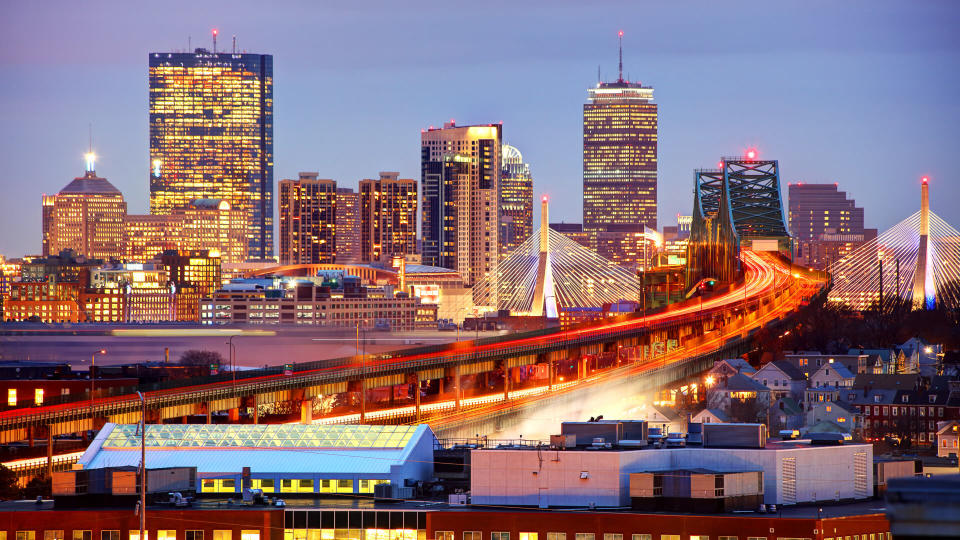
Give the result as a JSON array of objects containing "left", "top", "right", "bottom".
[
  {"left": 4, "top": 531, "right": 258, "bottom": 540},
  {"left": 200, "top": 478, "right": 388, "bottom": 494}
]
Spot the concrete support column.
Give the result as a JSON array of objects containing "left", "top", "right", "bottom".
[
  {"left": 455, "top": 365, "right": 462, "bottom": 412},
  {"left": 46, "top": 430, "right": 53, "bottom": 479},
  {"left": 182, "top": 416, "right": 188, "bottom": 424},
  {"left": 414, "top": 374, "right": 421, "bottom": 422},
  {"left": 205, "top": 404, "right": 212, "bottom": 425},
  {"left": 300, "top": 400, "right": 312, "bottom": 424},
  {"left": 252, "top": 396, "right": 259, "bottom": 424},
  {"left": 228, "top": 408, "right": 240, "bottom": 422},
  {"left": 360, "top": 376, "right": 366, "bottom": 424},
  {"left": 504, "top": 367, "right": 511, "bottom": 401},
  {"left": 28, "top": 426, "right": 34, "bottom": 448},
  {"left": 548, "top": 359, "right": 554, "bottom": 391}
]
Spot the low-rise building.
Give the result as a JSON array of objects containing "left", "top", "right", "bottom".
[
  {"left": 937, "top": 421, "right": 960, "bottom": 458},
  {"left": 752, "top": 360, "right": 806, "bottom": 400},
  {"left": 807, "top": 400, "right": 861, "bottom": 436},
  {"left": 708, "top": 358, "right": 756, "bottom": 379},
  {"left": 784, "top": 352, "right": 872, "bottom": 376},
  {"left": 706, "top": 373, "right": 771, "bottom": 423}
]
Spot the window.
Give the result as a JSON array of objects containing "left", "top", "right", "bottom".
[
  {"left": 719, "top": 537, "right": 738, "bottom": 540},
  {"left": 437, "top": 533, "right": 454, "bottom": 540},
  {"left": 128, "top": 533, "right": 148, "bottom": 540},
  {"left": 492, "top": 534, "right": 510, "bottom": 540},
  {"left": 549, "top": 535, "right": 567, "bottom": 540},
  {"left": 34, "top": 388, "right": 44, "bottom": 405},
  {"left": 575, "top": 535, "right": 595, "bottom": 540},
  {"left": 7, "top": 389, "right": 15, "bottom": 406},
  {"left": 251, "top": 479, "right": 274, "bottom": 492},
  {"left": 185, "top": 533, "right": 203, "bottom": 540},
  {"left": 520, "top": 534, "right": 538, "bottom": 540},
  {"left": 212, "top": 532, "right": 231, "bottom": 540},
  {"left": 746, "top": 538, "right": 766, "bottom": 540},
  {"left": 240, "top": 532, "right": 259, "bottom": 540},
  {"left": 603, "top": 535, "right": 621, "bottom": 540},
  {"left": 464, "top": 533, "right": 482, "bottom": 540},
  {"left": 17, "top": 534, "right": 36, "bottom": 540},
  {"left": 156, "top": 532, "right": 175, "bottom": 540},
  {"left": 73, "top": 532, "right": 92, "bottom": 540},
  {"left": 689, "top": 537, "right": 710, "bottom": 540},
  {"left": 660, "top": 536, "right": 680, "bottom": 540},
  {"left": 632, "top": 536, "right": 652, "bottom": 540},
  {"left": 44, "top": 533, "right": 63, "bottom": 540},
  {"left": 336, "top": 479, "right": 354, "bottom": 493},
  {"left": 101, "top": 533, "right": 120, "bottom": 540}
]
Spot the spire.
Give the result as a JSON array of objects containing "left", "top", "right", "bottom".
[
  {"left": 84, "top": 124, "right": 95, "bottom": 174},
  {"left": 618, "top": 30, "right": 624, "bottom": 82}
]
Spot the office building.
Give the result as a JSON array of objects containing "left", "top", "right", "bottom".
[
  {"left": 278, "top": 173, "right": 337, "bottom": 264},
  {"left": 788, "top": 182, "right": 877, "bottom": 269},
  {"left": 92, "top": 262, "right": 178, "bottom": 322},
  {"left": 583, "top": 36, "right": 658, "bottom": 234},
  {"left": 125, "top": 200, "right": 248, "bottom": 263},
  {"left": 335, "top": 188, "right": 361, "bottom": 264},
  {"left": 149, "top": 48, "right": 274, "bottom": 260},
  {"left": 360, "top": 172, "right": 417, "bottom": 263},
  {"left": 421, "top": 121, "right": 501, "bottom": 291},
  {"left": 499, "top": 144, "right": 533, "bottom": 257},
  {"left": 549, "top": 222, "right": 592, "bottom": 250},
  {"left": 160, "top": 249, "right": 222, "bottom": 321},
  {"left": 46, "top": 156, "right": 127, "bottom": 261},
  {"left": 41, "top": 195, "right": 55, "bottom": 256}
]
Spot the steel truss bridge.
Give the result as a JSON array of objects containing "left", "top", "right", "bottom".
[{"left": 687, "top": 157, "right": 792, "bottom": 288}]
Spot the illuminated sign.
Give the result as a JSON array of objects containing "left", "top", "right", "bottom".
[{"left": 411, "top": 284, "right": 440, "bottom": 304}]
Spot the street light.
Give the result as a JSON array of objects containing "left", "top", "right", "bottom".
[{"left": 226, "top": 335, "right": 239, "bottom": 389}]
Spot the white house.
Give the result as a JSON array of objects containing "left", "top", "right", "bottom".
[
  {"left": 810, "top": 362, "right": 856, "bottom": 390},
  {"left": 937, "top": 421, "right": 959, "bottom": 458},
  {"left": 753, "top": 360, "right": 807, "bottom": 400},
  {"left": 691, "top": 408, "right": 730, "bottom": 424},
  {"left": 807, "top": 401, "right": 861, "bottom": 435}
]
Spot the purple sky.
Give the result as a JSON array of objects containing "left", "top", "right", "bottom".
[{"left": 1, "top": 1, "right": 958, "bottom": 258}]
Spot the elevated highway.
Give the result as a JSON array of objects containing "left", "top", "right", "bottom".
[{"left": 1, "top": 251, "right": 826, "bottom": 447}]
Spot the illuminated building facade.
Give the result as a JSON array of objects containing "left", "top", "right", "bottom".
[
  {"left": 93, "top": 263, "right": 177, "bottom": 322},
  {"left": 549, "top": 222, "right": 592, "bottom": 250},
  {"left": 41, "top": 195, "right": 55, "bottom": 256},
  {"left": 499, "top": 144, "right": 533, "bottom": 257},
  {"left": 421, "top": 121, "right": 501, "bottom": 293},
  {"left": 278, "top": 173, "right": 337, "bottom": 264},
  {"left": 335, "top": 188, "right": 361, "bottom": 264},
  {"left": 788, "top": 183, "right": 876, "bottom": 270},
  {"left": 47, "top": 159, "right": 127, "bottom": 261},
  {"left": 149, "top": 49, "right": 274, "bottom": 260},
  {"left": 160, "top": 249, "right": 222, "bottom": 321},
  {"left": 360, "top": 172, "right": 417, "bottom": 263},
  {"left": 125, "top": 200, "right": 248, "bottom": 264},
  {"left": 583, "top": 46, "right": 658, "bottom": 234}
]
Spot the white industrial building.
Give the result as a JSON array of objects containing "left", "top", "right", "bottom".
[{"left": 471, "top": 423, "right": 871, "bottom": 508}]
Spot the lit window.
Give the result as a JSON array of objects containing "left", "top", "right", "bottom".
[
  {"left": 44, "top": 532, "right": 64, "bottom": 540},
  {"left": 34, "top": 389, "right": 44, "bottom": 406},
  {"left": 156, "top": 532, "right": 175, "bottom": 540},
  {"left": 520, "top": 535, "right": 538, "bottom": 540},
  {"left": 7, "top": 389, "right": 16, "bottom": 406},
  {"left": 128, "top": 533, "right": 148, "bottom": 540},
  {"left": 240, "top": 533, "right": 259, "bottom": 540}
]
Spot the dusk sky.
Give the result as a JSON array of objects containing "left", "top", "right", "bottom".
[{"left": 1, "top": 0, "right": 958, "bottom": 258}]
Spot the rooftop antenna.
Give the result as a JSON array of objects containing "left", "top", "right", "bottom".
[
  {"left": 212, "top": 28, "right": 218, "bottom": 53},
  {"left": 232, "top": 35, "right": 236, "bottom": 54},
  {"left": 597, "top": 64, "right": 601, "bottom": 84},
  {"left": 618, "top": 30, "right": 624, "bottom": 82},
  {"left": 188, "top": 35, "right": 191, "bottom": 52}
]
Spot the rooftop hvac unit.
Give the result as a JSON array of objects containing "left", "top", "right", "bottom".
[
  {"left": 702, "top": 423, "right": 766, "bottom": 448},
  {"left": 779, "top": 429, "right": 800, "bottom": 440},
  {"left": 808, "top": 432, "right": 852, "bottom": 445},
  {"left": 550, "top": 434, "right": 576, "bottom": 448},
  {"left": 561, "top": 422, "right": 622, "bottom": 446}
]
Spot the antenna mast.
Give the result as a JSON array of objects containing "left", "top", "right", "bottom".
[
  {"left": 232, "top": 35, "right": 236, "bottom": 54},
  {"left": 618, "top": 30, "right": 624, "bottom": 82},
  {"left": 212, "top": 28, "right": 218, "bottom": 53}
]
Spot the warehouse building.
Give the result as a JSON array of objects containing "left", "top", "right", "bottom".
[{"left": 76, "top": 423, "right": 435, "bottom": 495}]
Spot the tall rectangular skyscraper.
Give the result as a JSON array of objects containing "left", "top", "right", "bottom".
[
  {"left": 500, "top": 144, "right": 533, "bottom": 258},
  {"left": 421, "top": 122, "right": 501, "bottom": 292},
  {"left": 583, "top": 39, "right": 657, "bottom": 234},
  {"left": 149, "top": 48, "right": 274, "bottom": 260},
  {"left": 359, "top": 172, "right": 417, "bottom": 263},
  {"left": 278, "top": 173, "right": 337, "bottom": 265}
]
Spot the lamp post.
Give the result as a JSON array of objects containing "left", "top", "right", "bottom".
[
  {"left": 226, "top": 335, "right": 238, "bottom": 389},
  {"left": 89, "top": 349, "right": 106, "bottom": 427},
  {"left": 136, "top": 391, "right": 146, "bottom": 540}
]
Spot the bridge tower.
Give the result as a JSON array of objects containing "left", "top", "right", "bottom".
[
  {"left": 687, "top": 153, "right": 792, "bottom": 290},
  {"left": 911, "top": 178, "right": 934, "bottom": 310}
]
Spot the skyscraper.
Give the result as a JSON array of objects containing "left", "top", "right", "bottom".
[
  {"left": 421, "top": 121, "right": 501, "bottom": 291},
  {"left": 788, "top": 183, "right": 876, "bottom": 270},
  {"left": 124, "top": 199, "right": 249, "bottom": 263},
  {"left": 500, "top": 144, "right": 533, "bottom": 257},
  {"left": 41, "top": 194, "right": 55, "bottom": 257},
  {"left": 46, "top": 155, "right": 127, "bottom": 261},
  {"left": 335, "top": 188, "right": 361, "bottom": 264},
  {"left": 359, "top": 172, "right": 418, "bottom": 263},
  {"left": 148, "top": 47, "right": 274, "bottom": 260},
  {"left": 583, "top": 33, "right": 658, "bottom": 234},
  {"left": 278, "top": 173, "right": 337, "bottom": 264}
]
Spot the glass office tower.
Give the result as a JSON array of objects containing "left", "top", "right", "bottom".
[{"left": 149, "top": 49, "right": 274, "bottom": 260}]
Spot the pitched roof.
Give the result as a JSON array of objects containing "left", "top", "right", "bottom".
[
  {"left": 721, "top": 373, "right": 769, "bottom": 392},
  {"left": 692, "top": 408, "right": 730, "bottom": 423},
  {"left": 59, "top": 173, "right": 122, "bottom": 195},
  {"left": 853, "top": 374, "right": 926, "bottom": 390},
  {"left": 771, "top": 397, "right": 803, "bottom": 416},
  {"left": 764, "top": 360, "right": 806, "bottom": 380},
  {"left": 813, "top": 362, "right": 855, "bottom": 379},
  {"left": 805, "top": 420, "right": 849, "bottom": 434}
]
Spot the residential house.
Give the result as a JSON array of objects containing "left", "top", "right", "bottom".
[
  {"left": 807, "top": 400, "right": 861, "bottom": 437},
  {"left": 640, "top": 405, "right": 686, "bottom": 434},
  {"left": 706, "top": 373, "right": 771, "bottom": 423},
  {"left": 708, "top": 358, "right": 757, "bottom": 380},
  {"left": 769, "top": 396, "right": 804, "bottom": 431},
  {"left": 850, "top": 348, "right": 908, "bottom": 375},
  {"left": 850, "top": 375, "right": 960, "bottom": 444},
  {"left": 691, "top": 408, "right": 730, "bottom": 425},
  {"left": 806, "top": 362, "right": 856, "bottom": 403},
  {"left": 899, "top": 338, "right": 941, "bottom": 377},
  {"left": 784, "top": 352, "right": 872, "bottom": 376},
  {"left": 753, "top": 360, "right": 806, "bottom": 400},
  {"left": 936, "top": 421, "right": 959, "bottom": 458}
]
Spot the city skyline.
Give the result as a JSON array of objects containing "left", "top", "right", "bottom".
[{"left": 1, "top": 1, "right": 959, "bottom": 259}]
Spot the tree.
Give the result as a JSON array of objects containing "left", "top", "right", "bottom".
[
  {"left": 178, "top": 350, "right": 225, "bottom": 368},
  {"left": 0, "top": 465, "right": 19, "bottom": 500},
  {"left": 21, "top": 475, "right": 51, "bottom": 499}
]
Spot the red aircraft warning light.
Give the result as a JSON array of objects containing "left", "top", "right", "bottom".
[
  {"left": 745, "top": 148, "right": 758, "bottom": 160},
  {"left": 922, "top": 176, "right": 929, "bottom": 184}
]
